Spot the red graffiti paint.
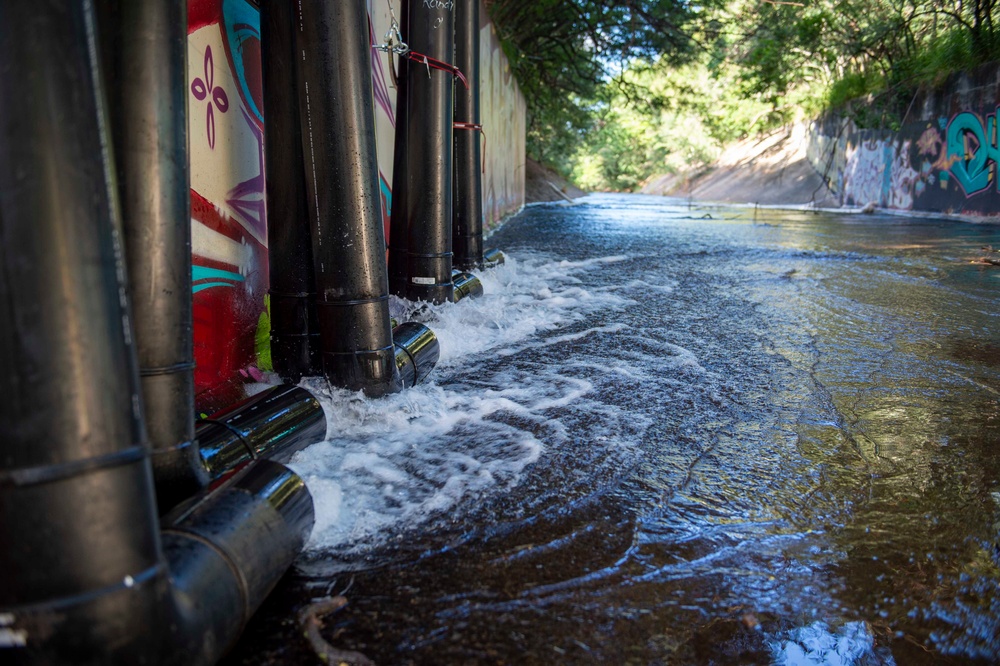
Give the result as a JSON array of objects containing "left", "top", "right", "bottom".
[{"left": 188, "top": 0, "right": 222, "bottom": 32}]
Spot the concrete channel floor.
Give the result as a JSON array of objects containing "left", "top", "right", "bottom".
[{"left": 223, "top": 194, "right": 1000, "bottom": 665}]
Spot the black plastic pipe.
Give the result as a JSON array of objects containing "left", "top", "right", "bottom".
[
  {"left": 161, "top": 459, "right": 314, "bottom": 664},
  {"left": 0, "top": 2, "right": 169, "bottom": 660},
  {"left": 403, "top": 0, "right": 456, "bottom": 304},
  {"left": 96, "top": 0, "right": 209, "bottom": 513},
  {"left": 0, "top": 5, "right": 314, "bottom": 662},
  {"left": 387, "top": 0, "right": 411, "bottom": 299},
  {"left": 451, "top": 269, "right": 484, "bottom": 302},
  {"left": 295, "top": 0, "right": 401, "bottom": 397},
  {"left": 452, "top": 0, "right": 485, "bottom": 270},
  {"left": 197, "top": 385, "right": 327, "bottom": 478},
  {"left": 262, "top": 0, "right": 321, "bottom": 382},
  {"left": 393, "top": 322, "right": 441, "bottom": 388}
]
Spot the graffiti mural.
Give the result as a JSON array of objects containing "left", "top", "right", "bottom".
[
  {"left": 188, "top": 0, "right": 526, "bottom": 411},
  {"left": 886, "top": 140, "right": 921, "bottom": 209},
  {"left": 188, "top": 0, "right": 269, "bottom": 412},
  {"left": 368, "top": 0, "right": 399, "bottom": 244},
  {"left": 947, "top": 109, "right": 1000, "bottom": 196},
  {"left": 807, "top": 64, "right": 1000, "bottom": 216},
  {"left": 843, "top": 139, "right": 889, "bottom": 206}
]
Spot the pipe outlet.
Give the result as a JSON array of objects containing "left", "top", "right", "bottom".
[
  {"left": 160, "top": 459, "right": 314, "bottom": 664},
  {"left": 451, "top": 270, "right": 484, "bottom": 303},
  {"left": 0, "top": 4, "right": 314, "bottom": 661},
  {"left": 483, "top": 248, "right": 505, "bottom": 267},
  {"left": 197, "top": 385, "right": 327, "bottom": 479},
  {"left": 393, "top": 322, "right": 441, "bottom": 388}
]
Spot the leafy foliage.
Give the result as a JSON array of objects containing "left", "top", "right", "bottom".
[
  {"left": 486, "top": 0, "right": 1000, "bottom": 190},
  {"left": 484, "top": 0, "right": 713, "bottom": 168},
  {"left": 567, "top": 58, "right": 766, "bottom": 190},
  {"left": 724, "top": 0, "right": 1000, "bottom": 127}
]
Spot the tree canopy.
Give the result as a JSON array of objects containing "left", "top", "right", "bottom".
[
  {"left": 484, "top": 0, "right": 714, "bottom": 165},
  {"left": 486, "top": 0, "right": 1000, "bottom": 190}
]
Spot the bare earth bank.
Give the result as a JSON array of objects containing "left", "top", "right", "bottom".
[
  {"left": 642, "top": 124, "right": 839, "bottom": 207},
  {"left": 524, "top": 158, "right": 588, "bottom": 203},
  {"left": 525, "top": 125, "right": 838, "bottom": 208}
]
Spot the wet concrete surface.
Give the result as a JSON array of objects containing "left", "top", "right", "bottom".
[{"left": 222, "top": 194, "right": 1000, "bottom": 664}]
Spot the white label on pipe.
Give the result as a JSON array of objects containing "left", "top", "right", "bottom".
[
  {"left": 0, "top": 628, "right": 27, "bottom": 647},
  {"left": 411, "top": 277, "right": 436, "bottom": 285}
]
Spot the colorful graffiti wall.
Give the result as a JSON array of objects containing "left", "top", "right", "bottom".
[
  {"left": 807, "top": 63, "right": 1000, "bottom": 216},
  {"left": 187, "top": 0, "right": 526, "bottom": 411}
]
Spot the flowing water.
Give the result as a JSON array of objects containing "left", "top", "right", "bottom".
[{"left": 223, "top": 194, "right": 1000, "bottom": 665}]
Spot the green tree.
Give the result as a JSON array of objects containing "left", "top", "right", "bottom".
[
  {"left": 485, "top": 0, "right": 715, "bottom": 171},
  {"left": 487, "top": 0, "right": 1000, "bottom": 189}
]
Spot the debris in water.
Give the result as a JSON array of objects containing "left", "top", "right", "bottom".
[
  {"left": 973, "top": 245, "right": 1000, "bottom": 265},
  {"left": 298, "top": 597, "right": 374, "bottom": 666}
]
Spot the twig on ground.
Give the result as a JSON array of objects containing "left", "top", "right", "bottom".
[
  {"left": 546, "top": 180, "right": 575, "bottom": 202},
  {"left": 298, "top": 596, "right": 375, "bottom": 666}
]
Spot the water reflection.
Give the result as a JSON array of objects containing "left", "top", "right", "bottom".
[{"left": 223, "top": 194, "right": 1000, "bottom": 665}]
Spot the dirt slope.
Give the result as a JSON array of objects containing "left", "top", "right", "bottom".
[
  {"left": 642, "top": 124, "right": 839, "bottom": 207},
  {"left": 524, "top": 158, "right": 587, "bottom": 203}
]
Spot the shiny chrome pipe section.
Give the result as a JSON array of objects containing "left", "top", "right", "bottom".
[
  {"left": 197, "top": 385, "right": 327, "bottom": 479},
  {"left": 393, "top": 322, "right": 441, "bottom": 388},
  {"left": 483, "top": 248, "right": 506, "bottom": 267},
  {"left": 451, "top": 269, "right": 484, "bottom": 303}
]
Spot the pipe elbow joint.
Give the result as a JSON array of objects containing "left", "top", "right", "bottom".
[
  {"left": 1, "top": 461, "right": 314, "bottom": 666},
  {"left": 393, "top": 322, "right": 440, "bottom": 388},
  {"left": 161, "top": 460, "right": 315, "bottom": 664},
  {"left": 197, "top": 385, "right": 327, "bottom": 479},
  {"left": 451, "top": 270, "right": 484, "bottom": 303},
  {"left": 483, "top": 248, "right": 505, "bottom": 267}
]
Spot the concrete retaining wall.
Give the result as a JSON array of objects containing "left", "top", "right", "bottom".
[{"left": 807, "top": 62, "right": 1000, "bottom": 217}]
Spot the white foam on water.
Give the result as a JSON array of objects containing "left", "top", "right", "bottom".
[
  {"left": 390, "top": 252, "right": 635, "bottom": 365},
  {"left": 618, "top": 277, "right": 679, "bottom": 295},
  {"left": 768, "top": 621, "right": 894, "bottom": 665},
  {"left": 289, "top": 253, "right": 636, "bottom": 557}
]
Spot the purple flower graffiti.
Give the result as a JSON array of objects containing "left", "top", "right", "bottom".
[{"left": 191, "top": 45, "right": 229, "bottom": 150}]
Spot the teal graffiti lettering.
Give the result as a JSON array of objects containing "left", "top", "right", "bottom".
[
  {"left": 191, "top": 265, "right": 244, "bottom": 294},
  {"left": 947, "top": 109, "right": 1000, "bottom": 195}
]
